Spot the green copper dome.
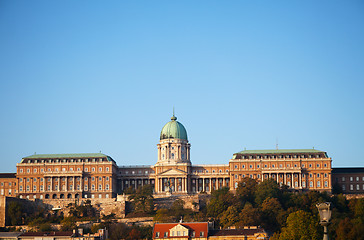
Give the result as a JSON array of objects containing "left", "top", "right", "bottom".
[{"left": 160, "top": 115, "right": 188, "bottom": 140}]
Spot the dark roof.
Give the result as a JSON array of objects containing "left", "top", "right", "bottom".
[
  {"left": 209, "top": 228, "right": 265, "bottom": 236},
  {"left": 20, "top": 232, "right": 73, "bottom": 237},
  {"left": 0, "top": 232, "right": 22, "bottom": 238},
  {"left": 332, "top": 168, "right": 364, "bottom": 173},
  {"left": 21, "top": 153, "right": 115, "bottom": 164},
  {"left": 0, "top": 173, "right": 16, "bottom": 178},
  {"left": 235, "top": 149, "right": 326, "bottom": 155}
]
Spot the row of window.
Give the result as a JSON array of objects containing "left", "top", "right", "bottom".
[
  {"left": 19, "top": 176, "right": 110, "bottom": 183},
  {"left": 120, "top": 170, "right": 154, "bottom": 175},
  {"left": 19, "top": 183, "right": 111, "bottom": 192},
  {"left": 340, "top": 176, "right": 364, "bottom": 182},
  {"left": 193, "top": 169, "right": 229, "bottom": 174},
  {"left": 234, "top": 173, "right": 329, "bottom": 179},
  {"left": 19, "top": 193, "right": 110, "bottom": 200},
  {"left": 342, "top": 184, "right": 364, "bottom": 191},
  {"left": 0, "top": 189, "right": 12, "bottom": 195},
  {"left": 239, "top": 154, "right": 326, "bottom": 159},
  {"left": 155, "top": 231, "right": 203, "bottom": 238},
  {"left": 234, "top": 163, "right": 328, "bottom": 169},
  {"left": 233, "top": 180, "right": 329, "bottom": 189},
  {"left": 0, "top": 182, "right": 15, "bottom": 186},
  {"left": 19, "top": 167, "right": 110, "bottom": 173},
  {"left": 23, "top": 158, "right": 107, "bottom": 164}
]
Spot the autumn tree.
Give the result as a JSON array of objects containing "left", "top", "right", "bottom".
[
  {"left": 278, "top": 210, "right": 319, "bottom": 240},
  {"left": 7, "top": 201, "right": 24, "bottom": 226},
  {"left": 237, "top": 202, "right": 261, "bottom": 227},
  {"left": 128, "top": 184, "right": 154, "bottom": 214},
  {"left": 207, "top": 187, "right": 237, "bottom": 220},
  {"left": 219, "top": 205, "right": 240, "bottom": 228},
  {"left": 255, "top": 178, "right": 281, "bottom": 205},
  {"left": 236, "top": 177, "right": 258, "bottom": 204},
  {"left": 260, "top": 197, "right": 284, "bottom": 232}
]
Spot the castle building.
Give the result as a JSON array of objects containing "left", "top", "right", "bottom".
[
  {"left": 1, "top": 114, "right": 342, "bottom": 200},
  {"left": 152, "top": 222, "right": 269, "bottom": 240}
]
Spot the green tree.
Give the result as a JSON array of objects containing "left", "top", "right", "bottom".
[
  {"left": 260, "top": 197, "right": 283, "bottom": 232},
  {"left": 219, "top": 205, "right": 240, "bottom": 228},
  {"left": 129, "top": 185, "right": 154, "bottom": 214},
  {"left": 7, "top": 201, "right": 23, "bottom": 226},
  {"left": 237, "top": 202, "right": 260, "bottom": 227},
  {"left": 278, "top": 210, "right": 319, "bottom": 240},
  {"left": 39, "top": 223, "right": 53, "bottom": 232},
  {"left": 154, "top": 208, "right": 172, "bottom": 223},
  {"left": 207, "top": 187, "right": 237, "bottom": 219},
  {"left": 255, "top": 179, "right": 281, "bottom": 205},
  {"left": 236, "top": 177, "right": 258, "bottom": 203},
  {"left": 60, "top": 216, "right": 77, "bottom": 231}
]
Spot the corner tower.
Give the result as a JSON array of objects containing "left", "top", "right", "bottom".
[{"left": 156, "top": 114, "right": 191, "bottom": 165}]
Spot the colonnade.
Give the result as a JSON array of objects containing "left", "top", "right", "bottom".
[
  {"left": 263, "top": 172, "right": 304, "bottom": 188},
  {"left": 121, "top": 178, "right": 155, "bottom": 191}
]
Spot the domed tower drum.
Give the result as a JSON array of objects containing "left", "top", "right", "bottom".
[{"left": 157, "top": 114, "right": 191, "bottom": 165}]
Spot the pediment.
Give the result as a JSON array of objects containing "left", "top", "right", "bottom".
[
  {"left": 171, "top": 224, "right": 189, "bottom": 232},
  {"left": 159, "top": 168, "right": 187, "bottom": 176}
]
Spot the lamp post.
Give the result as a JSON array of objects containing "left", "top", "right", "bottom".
[{"left": 316, "top": 202, "right": 332, "bottom": 240}]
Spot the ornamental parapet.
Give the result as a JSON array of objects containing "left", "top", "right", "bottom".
[{"left": 43, "top": 171, "right": 83, "bottom": 177}]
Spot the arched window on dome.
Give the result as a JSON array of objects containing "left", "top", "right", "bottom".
[
  {"left": 171, "top": 153, "right": 175, "bottom": 159},
  {"left": 162, "top": 154, "right": 165, "bottom": 159}
]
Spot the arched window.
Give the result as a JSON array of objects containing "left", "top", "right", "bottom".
[{"left": 171, "top": 153, "right": 175, "bottom": 159}]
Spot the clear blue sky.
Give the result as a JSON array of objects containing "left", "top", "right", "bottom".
[{"left": 0, "top": 1, "right": 363, "bottom": 172}]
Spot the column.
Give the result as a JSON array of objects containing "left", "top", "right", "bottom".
[
  {"left": 284, "top": 174, "right": 286, "bottom": 185},
  {"left": 298, "top": 173, "right": 301, "bottom": 188},
  {"left": 185, "top": 177, "right": 187, "bottom": 193},
  {"left": 80, "top": 177, "right": 83, "bottom": 192},
  {"left": 158, "top": 146, "right": 161, "bottom": 160},
  {"left": 65, "top": 177, "right": 68, "bottom": 192},
  {"left": 50, "top": 177, "right": 53, "bottom": 192},
  {"left": 202, "top": 178, "right": 205, "bottom": 192}
]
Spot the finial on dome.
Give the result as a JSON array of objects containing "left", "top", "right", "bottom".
[{"left": 171, "top": 107, "right": 177, "bottom": 121}]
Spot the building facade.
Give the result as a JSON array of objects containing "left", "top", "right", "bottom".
[
  {"left": 152, "top": 222, "right": 269, "bottom": 240},
  {"left": 332, "top": 168, "right": 364, "bottom": 194},
  {"left": 1, "top": 114, "right": 341, "bottom": 200},
  {"left": 0, "top": 174, "right": 17, "bottom": 197}
]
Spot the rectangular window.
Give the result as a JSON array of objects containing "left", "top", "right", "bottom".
[
  {"left": 350, "top": 184, "right": 353, "bottom": 190},
  {"left": 200, "top": 232, "right": 204, "bottom": 237},
  {"left": 357, "top": 184, "right": 360, "bottom": 190},
  {"left": 356, "top": 177, "right": 359, "bottom": 182},
  {"left": 302, "top": 181, "right": 306, "bottom": 188},
  {"left": 342, "top": 185, "right": 346, "bottom": 191},
  {"left": 342, "top": 177, "right": 345, "bottom": 181},
  {"left": 350, "top": 177, "right": 353, "bottom": 182}
]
